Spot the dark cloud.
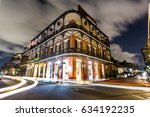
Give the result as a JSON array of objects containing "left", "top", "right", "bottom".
[
  {"left": 0, "top": 51, "right": 14, "bottom": 66},
  {"left": 0, "top": 0, "right": 149, "bottom": 65},
  {"left": 0, "top": 38, "right": 23, "bottom": 53}
]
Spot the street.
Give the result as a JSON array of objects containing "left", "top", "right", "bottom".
[
  {"left": 3, "top": 81, "right": 150, "bottom": 100},
  {"left": 0, "top": 78, "right": 19, "bottom": 88}
]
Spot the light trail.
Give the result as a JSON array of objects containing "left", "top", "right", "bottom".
[
  {"left": 0, "top": 78, "right": 27, "bottom": 93},
  {"left": 0, "top": 77, "right": 38, "bottom": 99},
  {"left": 91, "top": 83, "right": 150, "bottom": 91}
]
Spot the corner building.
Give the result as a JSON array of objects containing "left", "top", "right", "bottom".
[{"left": 21, "top": 6, "right": 113, "bottom": 81}]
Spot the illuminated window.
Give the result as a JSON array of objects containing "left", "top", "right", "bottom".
[
  {"left": 56, "top": 43, "right": 61, "bottom": 52},
  {"left": 64, "top": 39, "right": 70, "bottom": 49},
  {"left": 87, "top": 44, "right": 91, "bottom": 53},
  {"left": 75, "top": 39, "right": 81, "bottom": 49}
]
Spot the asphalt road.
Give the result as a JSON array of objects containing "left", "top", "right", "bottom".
[
  {"left": 0, "top": 78, "right": 20, "bottom": 88},
  {"left": 3, "top": 82, "right": 150, "bottom": 100}
]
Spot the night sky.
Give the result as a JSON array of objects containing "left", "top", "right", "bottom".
[
  {"left": 111, "top": 14, "right": 148, "bottom": 66},
  {"left": 0, "top": 0, "right": 149, "bottom": 67}
]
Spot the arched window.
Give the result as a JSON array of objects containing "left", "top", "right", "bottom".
[
  {"left": 64, "top": 13, "right": 81, "bottom": 25},
  {"left": 54, "top": 35, "right": 62, "bottom": 53},
  {"left": 64, "top": 39, "right": 70, "bottom": 50},
  {"left": 75, "top": 39, "right": 81, "bottom": 49},
  {"left": 40, "top": 44, "right": 46, "bottom": 58},
  {"left": 87, "top": 44, "right": 91, "bottom": 54}
]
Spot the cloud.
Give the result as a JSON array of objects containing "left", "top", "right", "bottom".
[
  {"left": 73, "top": 0, "right": 148, "bottom": 39},
  {"left": 0, "top": 0, "right": 148, "bottom": 65},
  {"left": 0, "top": 51, "right": 13, "bottom": 66},
  {"left": 110, "top": 44, "right": 139, "bottom": 64},
  {"left": 0, "top": 38, "right": 23, "bottom": 53}
]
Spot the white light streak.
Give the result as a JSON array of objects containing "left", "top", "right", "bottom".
[
  {"left": 0, "top": 76, "right": 38, "bottom": 99},
  {"left": 91, "top": 83, "right": 150, "bottom": 91},
  {"left": 0, "top": 78, "right": 27, "bottom": 93}
]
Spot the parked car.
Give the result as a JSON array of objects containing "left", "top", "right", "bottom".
[{"left": 135, "top": 72, "right": 149, "bottom": 80}]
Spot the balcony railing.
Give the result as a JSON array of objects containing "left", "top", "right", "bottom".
[
  {"left": 24, "top": 48, "right": 111, "bottom": 64},
  {"left": 24, "top": 23, "right": 110, "bottom": 52}
]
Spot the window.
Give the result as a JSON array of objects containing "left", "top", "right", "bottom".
[
  {"left": 100, "top": 51, "right": 103, "bottom": 58},
  {"left": 45, "top": 48, "right": 48, "bottom": 56},
  {"left": 75, "top": 39, "right": 81, "bottom": 49},
  {"left": 84, "top": 21, "right": 87, "bottom": 25},
  {"left": 87, "top": 45, "right": 91, "bottom": 53},
  {"left": 94, "top": 48, "right": 97, "bottom": 56},
  {"left": 49, "top": 46, "right": 53, "bottom": 54},
  {"left": 56, "top": 43, "right": 61, "bottom": 52},
  {"left": 64, "top": 39, "right": 70, "bottom": 49}
]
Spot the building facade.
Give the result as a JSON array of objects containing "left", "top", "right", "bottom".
[
  {"left": 1, "top": 53, "right": 22, "bottom": 76},
  {"left": 21, "top": 6, "right": 113, "bottom": 81}
]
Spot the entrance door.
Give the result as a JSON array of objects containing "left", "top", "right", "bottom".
[
  {"left": 63, "top": 59, "right": 69, "bottom": 80},
  {"left": 76, "top": 60, "right": 81, "bottom": 81}
]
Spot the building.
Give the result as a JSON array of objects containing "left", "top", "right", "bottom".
[
  {"left": 21, "top": 5, "right": 113, "bottom": 81},
  {"left": 142, "top": 3, "right": 150, "bottom": 72},
  {"left": 1, "top": 53, "right": 22, "bottom": 76}
]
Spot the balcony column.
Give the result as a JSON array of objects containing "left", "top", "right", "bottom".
[
  {"left": 73, "top": 57, "right": 76, "bottom": 80},
  {"left": 101, "top": 63, "right": 105, "bottom": 79},
  {"left": 46, "top": 62, "right": 51, "bottom": 78},
  {"left": 82, "top": 58, "right": 88, "bottom": 82},
  {"left": 25, "top": 68, "right": 28, "bottom": 76},
  {"left": 83, "top": 38, "right": 87, "bottom": 54},
  {"left": 98, "top": 62, "right": 102, "bottom": 80},
  {"left": 92, "top": 60, "right": 96, "bottom": 82},
  {"left": 70, "top": 35, "right": 76, "bottom": 49},
  {"left": 33, "top": 64, "right": 38, "bottom": 77},
  {"left": 38, "top": 65, "right": 41, "bottom": 78},
  {"left": 42, "top": 64, "right": 46, "bottom": 78}
]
